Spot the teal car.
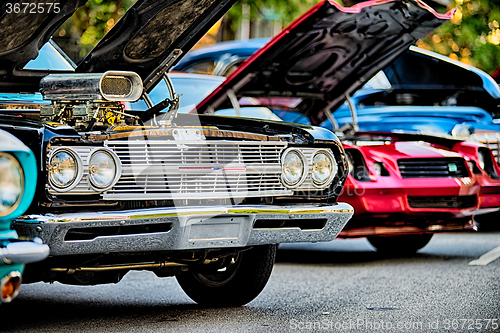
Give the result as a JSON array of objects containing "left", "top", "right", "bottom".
[{"left": 0, "top": 130, "right": 49, "bottom": 304}]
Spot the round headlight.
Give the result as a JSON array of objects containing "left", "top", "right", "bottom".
[
  {"left": 373, "top": 162, "right": 383, "bottom": 176},
  {"left": 281, "top": 149, "right": 306, "bottom": 188},
  {"left": 0, "top": 153, "right": 23, "bottom": 217},
  {"left": 49, "top": 149, "right": 82, "bottom": 191},
  {"left": 346, "top": 151, "right": 355, "bottom": 175},
  {"left": 311, "top": 150, "right": 336, "bottom": 187},
  {"left": 451, "top": 123, "right": 471, "bottom": 139},
  {"left": 477, "top": 151, "right": 486, "bottom": 170},
  {"left": 88, "top": 150, "right": 120, "bottom": 190},
  {"left": 468, "top": 161, "right": 475, "bottom": 173}
]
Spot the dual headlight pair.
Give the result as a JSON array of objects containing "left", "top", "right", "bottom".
[
  {"left": 0, "top": 153, "right": 23, "bottom": 217},
  {"left": 48, "top": 148, "right": 121, "bottom": 192},
  {"left": 281, "top": 148, "right": 337, "bottom": 189}
]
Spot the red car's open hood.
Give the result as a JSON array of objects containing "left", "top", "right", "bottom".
[{"left": 196, "top": 0, "right": 454, "bottom": 125}]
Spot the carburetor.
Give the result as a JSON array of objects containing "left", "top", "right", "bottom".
[{"left": 39, "top": 71, "right": 143, "bottom": 131}]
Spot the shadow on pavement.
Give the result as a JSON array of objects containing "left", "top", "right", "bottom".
[
  {"left": 275, "top": 240, "right": 476, "bottom": 265},
  {"left": 1, "top": 296, "right": 257, "bottom": 332}
]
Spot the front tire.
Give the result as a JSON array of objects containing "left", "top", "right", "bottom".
[
  {"left": 176, "top": 245, "right": 276, "bottom": 306},
  {"left": 367, "top": 234, "right": 433, "bottom": 254}
]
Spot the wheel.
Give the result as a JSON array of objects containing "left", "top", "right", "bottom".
[
  {"left": 175, "top": 244, "right": 276, "bottom": 306},
  {"left": 367, "top": 234, "right": 433, "bottom": 254}
]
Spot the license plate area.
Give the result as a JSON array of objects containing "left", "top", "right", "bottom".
[{"left": 182, "top": 216, "right": 252, "bottom": 249}]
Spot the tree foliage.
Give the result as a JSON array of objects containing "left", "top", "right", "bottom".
[
  {"left": 227, "top": 0, "right": 319, "bottom": 29},
  {"left": 418, "top": 0, "right": 500, "bottom": 73},
  {"left": 54, "top": 0, "right": 136, "bottom": 60},
  {"left": 54, "top": 0, "right": 500, "bottom": 74}
]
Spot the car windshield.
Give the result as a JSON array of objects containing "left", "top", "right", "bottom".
[
  {"left": 360, "top": 71, "right": 392, "bottom": 90},
  {"left": 129, "top": 74, "right": 225, "bottom": 114},
  {"left": 24, "top": 40, "right": 76, "bottom": 71}
]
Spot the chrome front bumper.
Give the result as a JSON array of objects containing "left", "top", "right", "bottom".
[{"left": 14, "top": 204, "right": 353, "bottom": 256}]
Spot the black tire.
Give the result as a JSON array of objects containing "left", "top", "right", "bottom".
[
  {"left": 175, "top": 244, "right": 276, "bottom": 307},
  {"left": 367, "top": 234, "right": 433, "bottom": 254}
]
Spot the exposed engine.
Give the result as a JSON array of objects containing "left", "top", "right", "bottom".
[{"left": 39, "top": 71, "right": 144, "bottom": 131}]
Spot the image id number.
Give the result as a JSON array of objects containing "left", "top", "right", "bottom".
[{"left": 5, "top": 3, "right": 60, "bottom": 14}]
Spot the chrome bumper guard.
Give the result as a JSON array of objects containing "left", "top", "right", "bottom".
[
  {"left": 14, "top": 204, "right": 353, "bottom": 256},
  {"left": 1, "top": 238, "right": 50, "bottom": 264}
]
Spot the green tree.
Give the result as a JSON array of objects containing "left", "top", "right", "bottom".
[
  {"left": 227, "top": 0, "right": 319, "bottom": 29},
  {"left": 54, "top": 0, "right": 136, "bottom": 61},
  {"left": 418, "top": 0, "right": 500, "bottom": 73},
  {"left": 54, "top": 0, "right": 500, "bottom": 74}
]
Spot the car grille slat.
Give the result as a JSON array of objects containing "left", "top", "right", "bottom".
[
  {"left": 111, "top": 142, "right": 282, "bottom": 166},
  {"left": 398, "top": 158, "right": 469, "bottom": 178},
  {"left": 47, "top": 141, "right": 324, "bottom": 198},
  {"left": 103, "top": 140, "right": 290, "bottom": 199},
  {"left": 408, "top": 195, "right": 476, "bottom": 209}
]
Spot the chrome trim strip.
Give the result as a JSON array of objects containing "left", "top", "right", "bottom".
[
  {"left": 20, "top": 204, "right": 353, "bottom": 223},
  {"left": 103, "top": 190, "right": 292, "bottom": 200}
]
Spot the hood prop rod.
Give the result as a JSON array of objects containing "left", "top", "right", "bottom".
[
  {"left": 324, "top": 108, "right": 339, "bottom": 132},
  {"left": 338, "top": 93, "right": 359, "bottom": 136},
  {"left": 227, "top": 89, "right": 241, "bottom": 116}
]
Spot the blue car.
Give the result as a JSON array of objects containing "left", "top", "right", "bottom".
[
  {"left": 177, "top": 40, "right": 500, "bottom": 161},
  {"left": 320, "top": 46, "right": 500, "bottom": 163},
  {"left": 173, "top": 38, "right": 270, "bottom": 77},
  {"left": 0, "top": 130, "right": 49, "bottom": 304},
  {"left": 174, "top": 38, "right": 314, "bottom": 124}
]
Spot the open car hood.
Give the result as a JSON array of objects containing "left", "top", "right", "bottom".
[
  {"left": 196, "top": 0, "right": 454, "bottom": 125},
  {"left": 0, "top": 0, "right": 237, "bottom": 92},
  {"left": 345, "top": 130, "right": 464, "bottom": 150},
  {"left": 384, "top": 46, "right": 500, "bottom": 100},
  {"left": 0, "top": 0, "right": 87, "bottom": 91},
  {"left": 76, "top": 0, "right": 237, "bottom": 92}
]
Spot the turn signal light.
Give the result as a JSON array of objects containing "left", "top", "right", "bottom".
[{"left": 1, "top": 272, "right": 22, "bottom": 303}]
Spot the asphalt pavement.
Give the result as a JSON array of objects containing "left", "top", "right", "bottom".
[{"left": 2, "top": 230, "right": 499, "bottom": 333}]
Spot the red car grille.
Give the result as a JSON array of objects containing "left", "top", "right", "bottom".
[
  {"left": 408, "top": 195, "right": 476, "bottom": 209},
  {"left": 398, "top": 158, "right": 468, "bottom": 178}
]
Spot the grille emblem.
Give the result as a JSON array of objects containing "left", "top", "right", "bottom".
[
  {"left": 179, "top": 166, "right": 246, "bottom": 173},
  {"left": 448, "top": 163, "right": 458, "bottom": 173}
]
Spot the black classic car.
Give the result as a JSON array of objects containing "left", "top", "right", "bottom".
[{"left": 0, "top": 0, "right": 357, "bottom": 306}]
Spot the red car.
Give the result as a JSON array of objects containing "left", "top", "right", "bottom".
[
  {"left": 192, "top": 0, "right": 497, "bottom": 252},
  {"left": 453, "top": 141, "right": 500, "bottom": 215},
  {"left": 339, "top": 138, "right": 479, "bottom": 252}
]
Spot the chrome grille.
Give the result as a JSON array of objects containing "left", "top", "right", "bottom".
[
  {"left": 470, "top": 133, "right": 500, "bottom": 164},
  {"left": 46, "top": 140, "right": 332, "bottom": 199},
  {"left": 110, "top": 141, "right": 283, "bottom": 166},
  {"left": 103, "top": 140, "right": 290, "bottom": 199},
  {"left": 398, "top": 158, "right": 469, "bottom": 178}
]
